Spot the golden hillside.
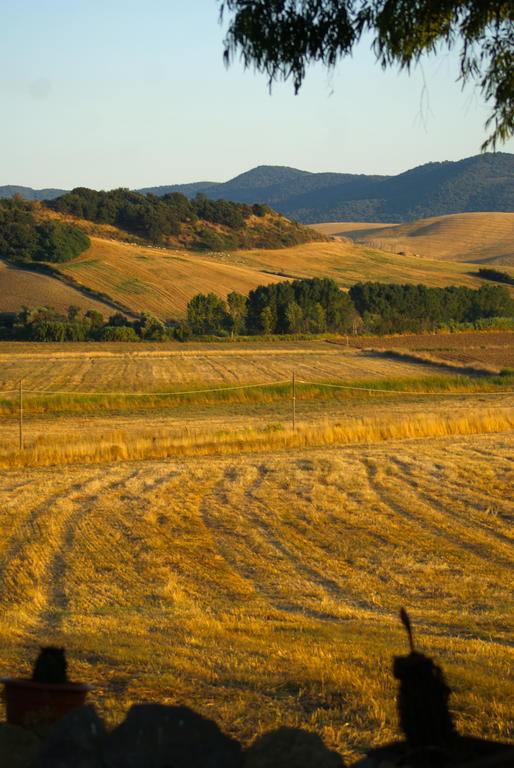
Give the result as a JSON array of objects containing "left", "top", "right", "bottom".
[
  {"left": 2, "top": 215, "right": 512, "bottom": 319},
  {"left": 309, "top": 222, "right": 395, "bottom": 236},
  {"left": 0, "top": 260, "right": 118, "bottom": 316},
  {"left": 49, "top": 236, "right": 496, "bottom": 320},
  {"left": 311, "top": 213, "right": 514, "bottom": 266}
]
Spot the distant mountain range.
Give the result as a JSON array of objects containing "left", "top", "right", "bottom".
[{"left": 2, "top": 153, "right": 513, "bottom": 224}]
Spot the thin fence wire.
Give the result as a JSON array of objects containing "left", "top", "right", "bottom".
[
  {"left": 1, "top": 380, "right": 514, "bottom": 399},
  {"left": 0, "top": 381, "right": 291, "bottom": 397},
  {"left": 297, "top": 380, "right": 514, "bottom": 397}
]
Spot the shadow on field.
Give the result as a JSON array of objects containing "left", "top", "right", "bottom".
[
  {"left": 1, "top": 611, "right": 513, "bottom": 767},
  {"left": 364, "top": 348, "right": 498, "bottom": 377}
]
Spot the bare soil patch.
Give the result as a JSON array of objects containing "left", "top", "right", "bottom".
[{"left": 344, "top": 331, "right": 514, "bottom": 370}]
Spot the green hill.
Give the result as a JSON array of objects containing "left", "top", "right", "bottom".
[{"left": 139, "top": 153, "right": 514, "bottom": 223}]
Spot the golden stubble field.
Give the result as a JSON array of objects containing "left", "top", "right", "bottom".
[
  {"left": 312, "top": 213, "right": 514, "bottom": 266},
  {"left": 0, "top": 338, "right": 512, "bottom": 762},
  {"left": 38, "top": 234, "right": 498, "bottom": 320}
]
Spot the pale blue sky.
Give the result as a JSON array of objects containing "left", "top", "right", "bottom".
[{"left": 2, "top": 0, "right": 512, "bottom": 189}]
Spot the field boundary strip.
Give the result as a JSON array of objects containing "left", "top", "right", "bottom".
[
  {"left": 1, "top": 379, "right": 514, "bottom": 398},
  {"left": 296, "top": 380, "right": 514, "bottom": 397},
  {"left": 0, "top": 381, "right": 291, "bottom": 397}
]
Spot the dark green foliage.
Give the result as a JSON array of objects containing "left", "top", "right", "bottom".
[
  {"left": 172, "top": 323, "right": 193, "bottom": 342},
  {"left": 30, "top": 321, "right": 87, "bottom": 342},
  {"left": 34, "top": 221, "right": 90, "bottom": 262},
  {"left": 227, "top": 292, "right": 248, "bottom": 335},
  {"left": 108, "top": 312, "right": 130, "bottom": 327},
  {"left": 477, "top": 267, "right": 514, "bottom": 286},
  {"left": 186, "top": 293, "right": 229, "bottom": 335},
  {"left": 100, "top": 325, "right": 140, "bottom": 342},
  {"left": 0, "top": 198, "right": 90, "bottom": 264},
  {"left": 134, "top": 312, "right": 167, "bottom": 340},
  {"left": 137, "top": 155, "right": 514, "bottom": 224},
  {"left": 220, "top": 1, "right": 514, "bottom": 151},
  {"left": 0, "top": 196, "right": 39, "bottom": 261},
  {"left": 349, "top": 282, "right": 514, "bottom": 333},
  {"left": 84, "top": 309, "right": 104, "bottom": 329},
  {"left": 48, "top": 188, "right": 252, "bottom": 245},
  {"left": 45, "top": 187, "right": 321, "bottom": 249},
  {"left": 246, "top": 277, "right": 355, "bottom": 334}
]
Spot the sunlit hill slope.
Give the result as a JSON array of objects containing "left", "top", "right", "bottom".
[
  {"left": 24, "top": 235, "right": 505, "bottom": 321},
  {"left": 312, "top": 213, "right": 514, "bottom": 266}
]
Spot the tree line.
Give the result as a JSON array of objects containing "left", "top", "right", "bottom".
[
  {"left": 1, "top": 278, "right": 512, "bottom": 342},
  {"left": 185, "top": 279, "right": 514, "bottom": 337},
  {"left": 45, "top": 187, "right": 320, "bottom": 250}
]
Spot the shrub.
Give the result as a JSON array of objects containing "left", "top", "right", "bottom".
[
  {"left": 100, "top": 325, "right": 139, "bottom": 342},
  {"left": 34, "top": 221, "right": 91, "bottom": 262}
]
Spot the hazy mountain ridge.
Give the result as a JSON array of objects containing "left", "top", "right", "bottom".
[
  {"left": 137, "top": 154, "right": 514, "bottom": 223},
  {"left": 0, "top": 185, "right": 67, "bottom": 201},
  {"left": 2, "top": 153, "right": 512, "bottom": 223}
]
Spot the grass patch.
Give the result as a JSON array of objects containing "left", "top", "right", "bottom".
[
  {"left": 1, "top": 406, "right": 513, "bottom": 469},
  {"left": 1, "top": 373, "right": 513, "bottom": 417}
]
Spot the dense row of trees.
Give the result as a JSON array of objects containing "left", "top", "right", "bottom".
[
  {"left": 1, "top": 279, "right": 512, "bottom": 342},
  {"left": 186, "top": 279, "right": 355, "bottom": 336},
  {"left": 349, "top": 282, "right": 514, "bottom": 334},
  {"left": 0, "top": 197, "right": 90, "bottom": 263},
  {"left": 185, "top": 279, "right": 514, "bottom": 337}
]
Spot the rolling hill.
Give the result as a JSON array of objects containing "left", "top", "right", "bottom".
[
  {"left": 312, "top": 212, "right": 514, "bottom": 266},
  {"left": 138, "top": 153, "right": 514, "bottom": 223},
  {"left": 1, "top": 234, "right": 506, "bottom": 320},
  {"left": 0, "top": 185, "right": 66, "bottom": 201},
  {"left": 3, "top": 152, "right": 512, "bottom": 224},
  {"left": 0, "top": 260, "right": 121, "bottom": 317}
]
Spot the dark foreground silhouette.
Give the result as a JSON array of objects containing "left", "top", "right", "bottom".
[{"left": 1, "top": 611, "right": 513, "bottom": 767}]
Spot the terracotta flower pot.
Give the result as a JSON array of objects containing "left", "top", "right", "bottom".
[{"left": 1, "top": 677, "right": 93, "bottom": 727}]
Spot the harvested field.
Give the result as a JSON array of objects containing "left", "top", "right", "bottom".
[
  {"left": 0, "top": 340, "right": 463, "bottom": 394},
  {"left": 343, "top": 331, "right": 514, "bottom": 372},
  {"left": 327, "top": 213, "right": 514, "bottom": 266},
  {"left": 217, "top": 242, "right": 489, "bottom": 292},
  {"left": 56, "top": 237, "right": 286, "bottom": 320},
  {"left": 0, "top": 340, "right": 512, "bottom": 760},
  {"left": 1, "top": 338, "right": 512, "bottom": 467},
  {"left": 0, "top": 433, "right": 512, "bottom": 763},
  {"left": 308, "top": 222, "right": 398, "bottom": 236},
  {"left": 0, "top": 260, "right": 114, "bottom": 315}
]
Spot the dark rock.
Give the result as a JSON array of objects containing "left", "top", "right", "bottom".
[
  {"left": 102, "top": 703, "right": 242, "bottom": 768},
  {"left": 365, "top": 736, "right": 514, "bottom": 767},
  {"left": 31, "top": 704, "right": 106, "bottom": 767},
  {"left": 244, "top": 727, "right": 344, "bottom": 767},
  {"left": 0, "top": 723, "right": 40, "bottom": 768}
]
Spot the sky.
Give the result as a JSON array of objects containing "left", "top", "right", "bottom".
[{"left": 1, "top": 0, "right": 513, "bottom": 190}]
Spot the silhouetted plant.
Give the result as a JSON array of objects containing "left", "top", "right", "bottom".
[
  {"left": 31, "top": 646, "right": 68, "bottom": 685},
  {"left": 393, "top": 609, "right": 456, "bottom": 752}
]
